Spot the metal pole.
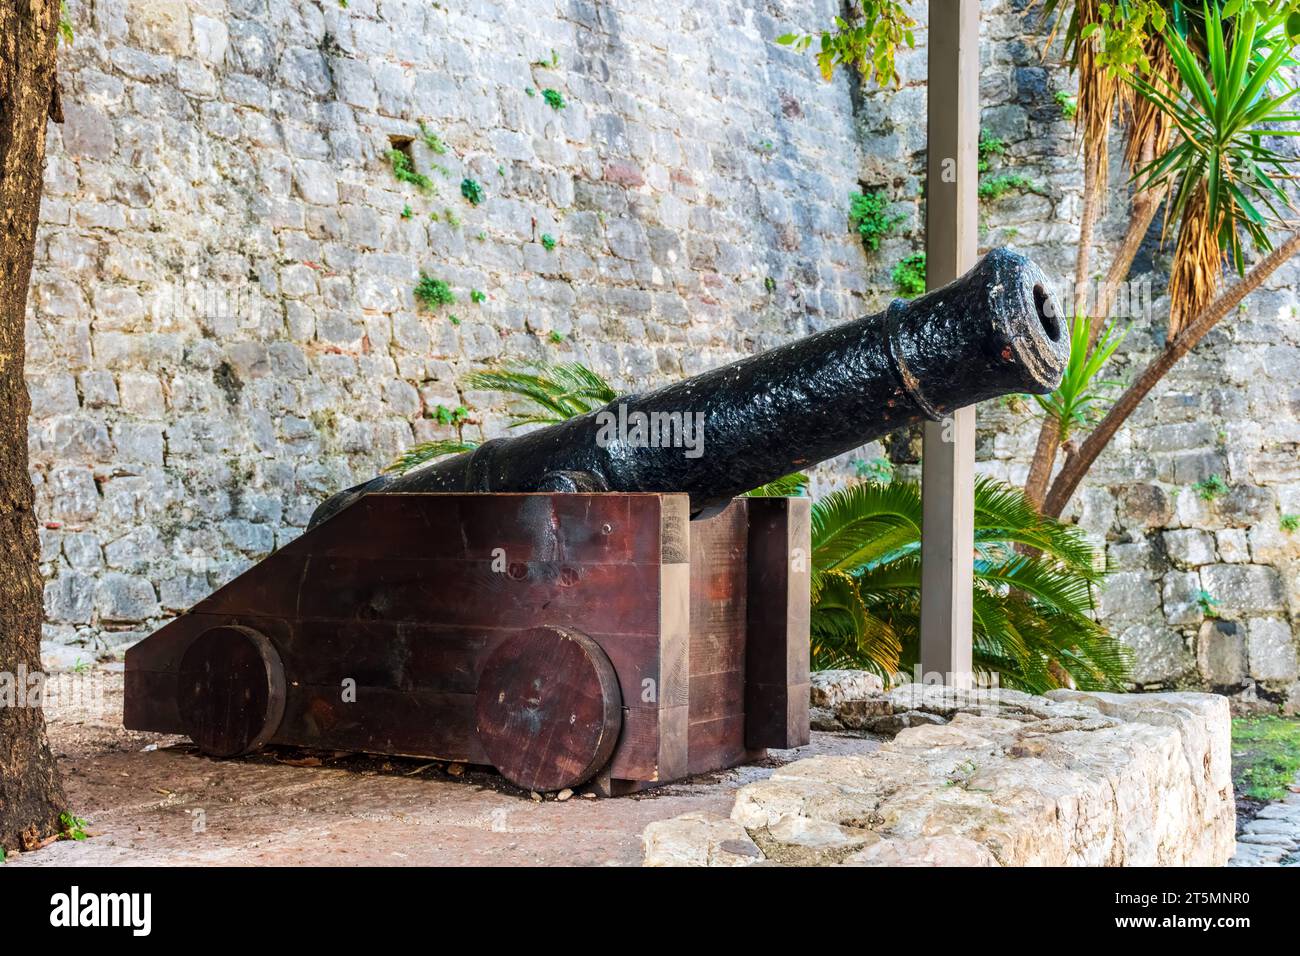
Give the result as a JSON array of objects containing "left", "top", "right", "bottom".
[{"left": 919, "top": 0, "right": 978, "bottom": 688}]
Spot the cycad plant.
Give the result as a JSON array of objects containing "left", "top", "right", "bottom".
[
  {"left": 809, "top": 477, "right": 1129, "bottom": 692},
  {"left": 385, "top": 361, "right": 616, "bottom": 474},
  {"left": 391, "top": 361, "right": 1129, "bottom": 693}
]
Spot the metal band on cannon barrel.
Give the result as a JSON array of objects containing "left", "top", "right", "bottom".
[{"left": 309, "top": 247, "right": 1067, "bottom": 526}]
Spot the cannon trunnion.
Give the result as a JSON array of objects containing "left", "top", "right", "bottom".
[{"left": 125, "top": 492, "right": 810, "bottom": 793}]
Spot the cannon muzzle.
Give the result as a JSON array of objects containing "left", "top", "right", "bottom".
[{"left": 311, "top": 247, "right": 1066, "bottom": 523}]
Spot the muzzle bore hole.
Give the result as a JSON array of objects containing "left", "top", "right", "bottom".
[{"left": 1033, "top": 283, "right": 1060, "bottom": 342}]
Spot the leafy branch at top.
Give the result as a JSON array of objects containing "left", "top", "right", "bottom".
[{"left": 776, "top": 1, "right": 917, "bottom": 87}]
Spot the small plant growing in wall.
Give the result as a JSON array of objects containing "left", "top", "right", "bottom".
[
  {"left": 414, "top": 273, "right": 456, "bottom": 309},
  {"left": 851, "top": 456, "right": 894, "bottom": 483},
  {"left": 1193, "top": 474, "right": 1229, "bottom": 502},
  {"left": 977, "top": 131, "right": 1006, "bottom": 173},
  {"left": 431, "top": 404, "right": 470, "bottom": 426},
  {"left": 978, "top": 173, "right": 1038, "bottom": 202},
  {"left": 400, "top": 204, "right": 413, "bottom": 219},
  {"left": 461, "top": 178, "right": 485, "bottom": 205},
  {"left": 1055, "top": 90, "right": 1077, "bottom": 120},
  {"left": 59, "top": 0, "right": 74, "bottom": 43},
  {"left": 418, "top": 121, "right": 448, "bottom": 155},
  {"left": 1280, "top": 514, "right": 1299, "bottom": 533},
  {"left": 444, "top": 208, "right": 461, "bottom": 228},
  {"left": 470, "top": 289, "right": 487, "bottom": 304},
  {"left": 386, "top": 148, "right": 432, "bottom": 192},
  {"left": 548, "top": 331, "right": 566, "bottom": 344},
  {"left": 892, "top": 251, "right": 926, "bottom": 298},
  {"left": 540, "top": 233, "right": 557, "bottom": 251},
  {"left": 542, "top": 88, "right": 566, "bottom": 110},
  {"left": 1197, "top": 590, "right": 1221, "bottom": 619},
  {"left": 849, "top": 190, "right": 905, "bottom": 252}
]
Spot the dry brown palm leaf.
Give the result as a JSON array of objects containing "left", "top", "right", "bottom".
[
  {"left": 1123, "top": 37, "right": 1177, "bottom": 176},
  {"left": 1073, "top": 0, "right": 1118, "bottom": 192},
  {"left": 1166, "top": 185, "right": 1224, "bottom": 338}
]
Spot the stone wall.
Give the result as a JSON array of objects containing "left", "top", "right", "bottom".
[
  {"left": 644, "top": 684, "right": 1237, "bottom": 866},
  {"left": 27, "top": 0, "right": 1300, "bottom": 710},
  {"left": 29, "top": 0, "right": 870, "bottom": 653}
]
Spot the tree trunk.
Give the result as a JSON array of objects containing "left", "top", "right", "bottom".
[
  {"left": 1023, "top": 414, "right": 1060, "bottom": 509},
  {"left": 1042, "top": 230, "right": 1300, "bottom": 518},
  {"left": 1090, "top": 136, "right": 1160, "bottom": 352},
  {"left": 1023, "top": 140, "right": 1103, "bottom": 507},
  {"left": 0, "top": 0, "right": 66, "bottom": 852}
]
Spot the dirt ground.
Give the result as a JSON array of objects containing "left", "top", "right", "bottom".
[{"left": 6, "top": 668, "right": 880, "bottom": 867}]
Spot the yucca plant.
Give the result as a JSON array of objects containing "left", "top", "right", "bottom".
[
  {"left": 1032, "top": 315, "right": 1128, "bottom": 446},
  {"left": 390, "top": 361, "right": 1126, "bottom": 692},
  {"left": 1129, "top": 2, "right": 1300, "bottom": 334}
]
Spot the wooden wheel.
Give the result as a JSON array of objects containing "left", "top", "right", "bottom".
[
  {"left": 475, "top": 626, "right": 622, "bottom": 792},
  {"left": 178, "top": 625, "right": 286, "bottom": 758}
]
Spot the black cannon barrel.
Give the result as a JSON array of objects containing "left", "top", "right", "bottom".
[{"left": 310, "top": 247, "right": 1067, "bottom": 525}]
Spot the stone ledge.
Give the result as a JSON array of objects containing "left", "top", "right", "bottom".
[{"left": 643, "top": 684, "right": 1235, "bottom": 866}]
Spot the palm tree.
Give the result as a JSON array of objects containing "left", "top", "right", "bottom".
[
  {"left": 1041, "top": 2, "right": 1300, "bottom": 515},
  {"left": 391, "top": 362, "right": 1130, "bottom": 693}
]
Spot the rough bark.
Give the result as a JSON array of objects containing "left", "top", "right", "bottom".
[
  {"left": 1042, "top": 230, "right": 1300, "bottom": 518},
  {"left": 0, "top": 0, "right": 67, "bottom": 852},
  {"left": 1023, "top": 140, "right": 1103, "bottom": 508}
]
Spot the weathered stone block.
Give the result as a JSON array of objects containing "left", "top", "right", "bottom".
[
  {"left": 1197, "top": 619, "right": 1248, "bottom": 687},
  {"left": 1119, "top": 623, "right": 1192, "bottom": 685},
  {"left": 652, "top": 686, "right": 1234, "bottom": 866},
  {"left": 1246, "top": 617, "right": 1299, "bottom": 683},
  {"left": 95, "top": 573, "right": 160, "bottom": 623},
  {"left": 1098, "top": 571, "right": 1160, "bottom": 625},
  {"left": 128, "top": 0, "right": 192, "bottom": 55},
  {"left": 1201, "top": 563, "right": 1286, "bottom": 613},
  {"left": 1163, "top": 528, "right": 1216, "bottom": 568},
  {"left": 1216, "top": 528, "right": 1251, "bottom": 563},
  {"left": 809, "top": 669, "right": 884, "bottom": 708},
  {"left": 44, "top": 571, "right": 96, "bottom": 625}
]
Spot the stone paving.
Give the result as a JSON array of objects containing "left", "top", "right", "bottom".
[{"left": 1227, "top": 785, "right": 1300, "bottom": 867}]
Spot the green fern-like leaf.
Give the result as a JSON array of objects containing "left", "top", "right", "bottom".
[
  {"left": 744, "top": 472, "right": 810, "bottom": 498},
  {"left": 465, "top": 361, "right": 617, "bottom": 427},
  {"left": 385, "top": 439, "right": 479, "bottom": 475}
]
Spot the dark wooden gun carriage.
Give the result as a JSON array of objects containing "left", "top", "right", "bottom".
[{"left": 124, "top": 492, "right": 810, "bottom": 794}]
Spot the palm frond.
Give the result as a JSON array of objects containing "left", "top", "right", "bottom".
[
  {"left": 744, "top": 472, "right": 810, "bottom": 498},
  {"left": 808, "top": 477, "right": 1127, "bottom": 692},
  {"left": 464, "top": 361, "right": 618, "bottom": 427},
  {"left": 385, "top": 438, "right": 479, "bottom": 475}
]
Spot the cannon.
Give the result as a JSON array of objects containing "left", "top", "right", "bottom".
[{"left": 124, "top": 248, "right": 1066, "bottom": 794}]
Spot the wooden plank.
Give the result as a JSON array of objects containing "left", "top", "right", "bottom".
[
  {"left": 609, "top": 494, "right": 690, "bottom": 783},
  {"left": 744, "top": 496, "right": 811, "bottom": 749},
  {"left": 920, "top": 0, "right": 978, "bottom": 690},
  {"left": 684, "top": 500, "right": 751, "bottom": 773}
]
